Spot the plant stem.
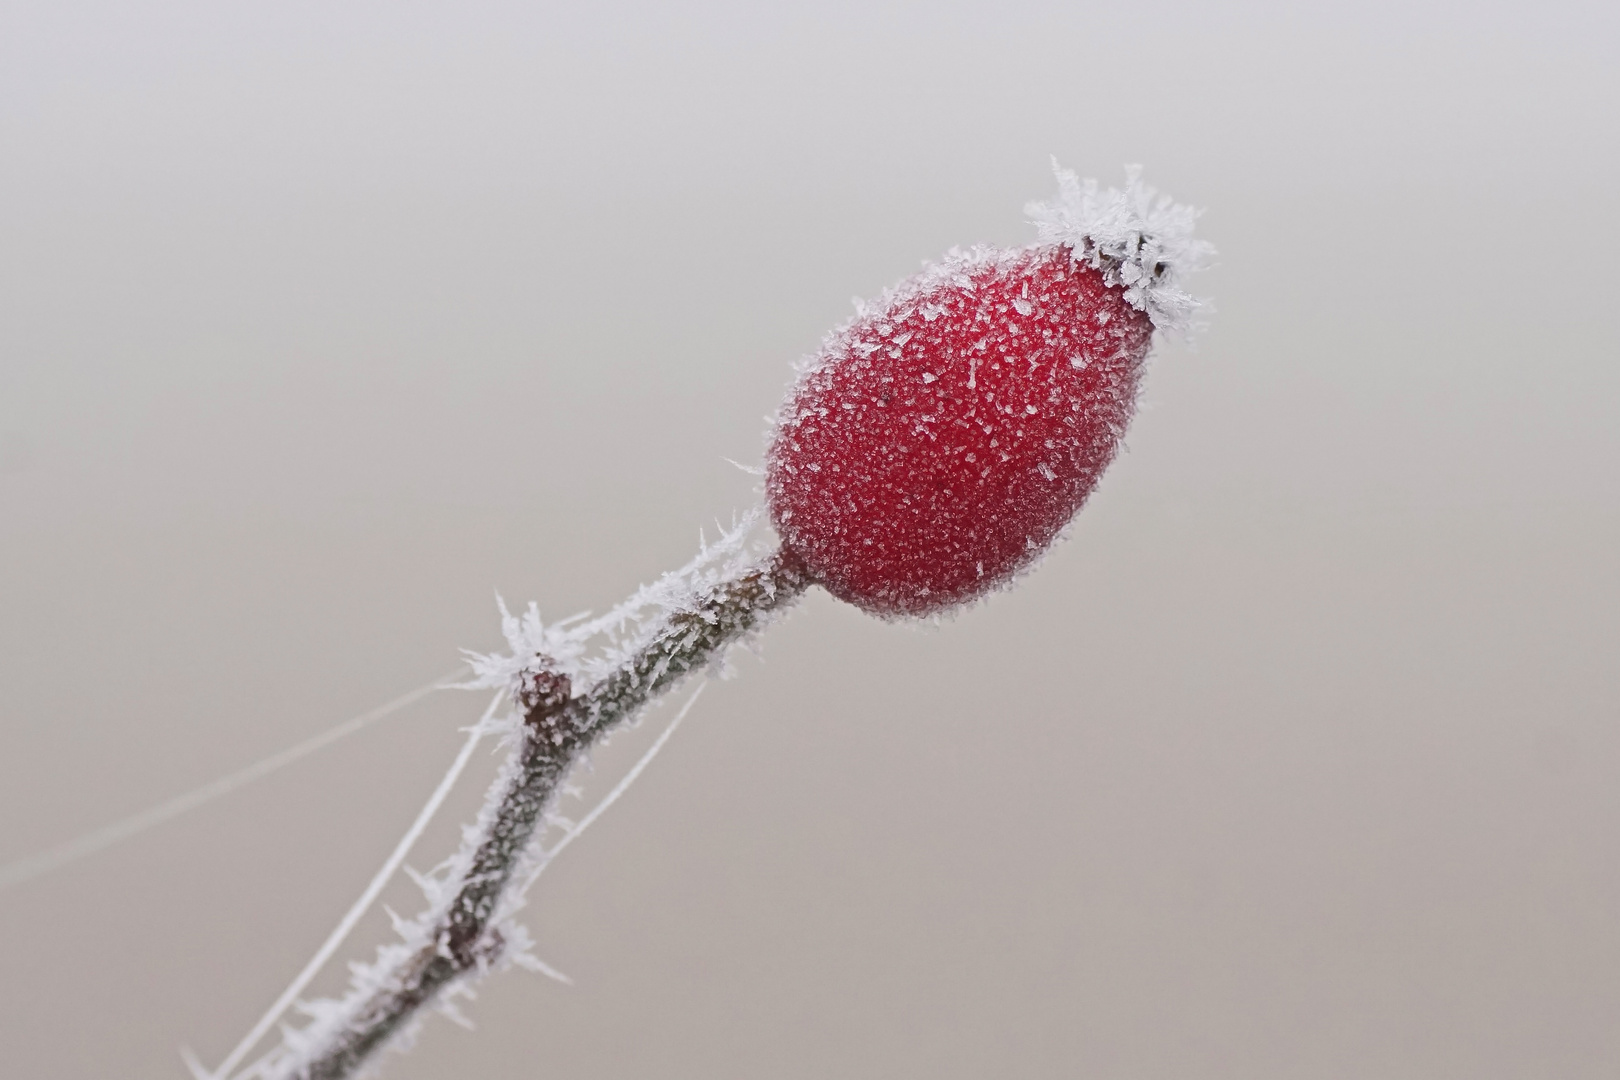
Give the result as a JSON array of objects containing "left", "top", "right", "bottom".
[{"left": 290, "top": 548, "right": 813, "bottom": 1080}]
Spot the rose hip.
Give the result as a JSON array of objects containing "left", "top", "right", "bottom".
[{"left": 766, "top": 244, "right": 1154, "bottom": 617}]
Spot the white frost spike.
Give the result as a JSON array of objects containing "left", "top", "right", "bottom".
[
  {"left": 463, "top": 508, "right": 768, "bottom": 699},
  {"left": 1025, "top": 161, "right": 1214, "bottom": 336}
]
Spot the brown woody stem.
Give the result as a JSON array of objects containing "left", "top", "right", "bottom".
[{"left": 291, "top": 548, "right": 813, "bottom": 1080}]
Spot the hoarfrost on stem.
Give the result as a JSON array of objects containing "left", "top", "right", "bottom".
[
  {"left": 223, "top": 514, "right": 809, "bottom": 1080},
  {"left": 463, "top": 508, "right": 773, "bottom": 700}
]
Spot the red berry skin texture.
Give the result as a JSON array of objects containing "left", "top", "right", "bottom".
[{"left": 766, "top": 244, "right": 1153, "bottom": 618}]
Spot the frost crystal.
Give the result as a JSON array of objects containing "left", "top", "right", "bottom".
[
  {"left": 463, "top": 508, "right": 773, "bottom": 698},
  {"left": 1025, "top": 161, "right": 1213, "bottom": 336}
]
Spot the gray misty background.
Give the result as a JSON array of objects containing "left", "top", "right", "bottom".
[{"left": 3, "top": 2, "right": 1618, "bottom": 1077}]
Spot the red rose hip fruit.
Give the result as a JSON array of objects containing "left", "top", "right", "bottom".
[
  {"left": 766, "top": 247, "right": 1149, "bottom": 616},
  {"left": 765, "top": 166, "right": 1209, "bottom": 617}
]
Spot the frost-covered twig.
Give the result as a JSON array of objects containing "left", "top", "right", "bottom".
[
  {"left": 535, "top": 679, "right": 706, "bottom": 873},
  {"left": 245, "top": 533, "right": 811, "bottom": 1080}
]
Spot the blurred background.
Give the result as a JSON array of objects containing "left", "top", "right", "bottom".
[{"left": 3, "top": 1, "right": 1618, "bottom": 1076}]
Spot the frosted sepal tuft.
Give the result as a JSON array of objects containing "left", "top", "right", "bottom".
[{"left": 1026, "top": 161, "right": 1213, "bottom": 336}]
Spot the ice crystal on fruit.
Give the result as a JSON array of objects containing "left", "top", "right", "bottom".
[{"left": 1025, "top": 161, "right": 1213, "bottom": 335}]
